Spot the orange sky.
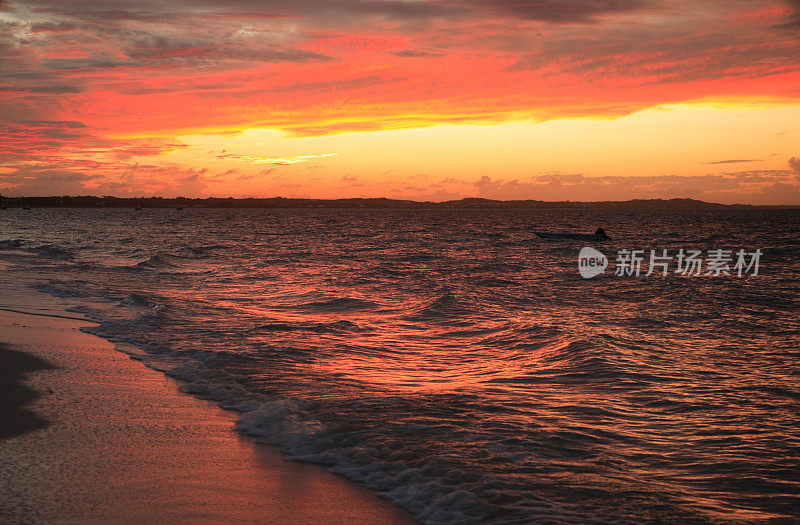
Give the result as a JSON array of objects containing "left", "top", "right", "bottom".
[{"left": 1, "top": 0, "right": 799, "bottom": 203}]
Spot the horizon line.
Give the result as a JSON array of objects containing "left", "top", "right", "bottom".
[{"left": 3, "top": 195, "right": 800, "bottom": 209}]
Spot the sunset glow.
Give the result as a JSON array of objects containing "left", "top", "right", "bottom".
[{"left": 2, "top": 0, "right": 800, "bottom": 203}]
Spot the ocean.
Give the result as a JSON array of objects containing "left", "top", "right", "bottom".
[{"left": 1, "top": 207, "right": 798, "bottom": 524}]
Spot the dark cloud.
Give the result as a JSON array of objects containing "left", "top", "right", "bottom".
[
  {"left": 467, "top": 0, "right": 649, "bottom": 23},
  {"left": 30, "top": 21, "right": 78, "bottom": 33},
  {"left": 13, "top": 0, "right": 653, "bottom": 30},
  {"left": 21, "top": 0, "right": 461, "bottom": 24},
  {"left": 7, "top": 0, "right": 798, "bottom": 92},
  {"left": 1, "top": 2, "right": 334, "bottom": 91},
  {"left": 43, "top": 56, "right": 130, "bottom": 72},
  {"left": 778, "top": 0, "right": 800, "bottom": 29},
  {"left": 0, "top": 163, "right": 228, "bottom": 197},
  {"left": 0, "top": 169, "right": 99, "bottom": 196},
  {"left": 392, "top": 49, "right": 444, "bottom": 57},
  {"left": 705, "top": 159, "right": 761, "bottom": 165},
  {"left": 111, "top": 141, "right": 188, "bottom": 159},
  {"left": 507, "top": 23, "right": 800, "bottom": 83},
  {"left": 29, "top": 6, "right": 178, "bottom": 23},
  {"left": 302, "top": 0, "right": 458, "bottom": 20},
  {"left": 0, "top": 85, "right": 84, "bottom": 93},
  {"left": 0, "top": 120, "right": 187, "bottom": 183},
  {"left": 18, "top": 120, "right": 87, "bottom": 128},
  {"left": 0, "top": 71, "right": 59, "bottom": 80},
  {"left": 123, "top": 34, "right": 333, "bottom": 64},
  {"left": 126, "top": 74, "right": 396, "bottom": 99},
  {"left": 39, "top": 170, "right": 101, "bottom": 182},
  {"left": 265, "top": 75, "right": 391, "bottom": 93},
  {"left": 340, "top": 174, "right": 366, "bottom": 186},
  {"left": 0, "top": 120, "right": 92, "bottom": 154},
  {"left": 39, "top": 48, "right": 330, "bottom": 73}
]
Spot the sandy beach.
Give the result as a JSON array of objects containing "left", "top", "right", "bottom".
[{"left": 0, "top": 287, "right": 415, "bottom": 524}]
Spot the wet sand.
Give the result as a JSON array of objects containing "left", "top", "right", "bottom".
[{"left": 0, "top": 291, "right": 416, "bottom": 524}]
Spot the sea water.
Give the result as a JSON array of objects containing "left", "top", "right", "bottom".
[{"left": 1, "top": 208, "right": 798, "bottom": 523}]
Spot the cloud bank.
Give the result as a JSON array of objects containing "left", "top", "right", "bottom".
[{"left": 1, "top": 0, "right": 799, "bottom": 201}]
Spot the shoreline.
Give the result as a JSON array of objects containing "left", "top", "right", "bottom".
[
  {"left": 0, "top": 288, "right": 416, "bottom": 524},
  {"left": 5, "top": 196, "right": 796, "bottom": 210}
]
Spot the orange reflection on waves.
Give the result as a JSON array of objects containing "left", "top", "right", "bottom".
[{"left": 310, "top": 335, "right": 575, "bottom": 393}]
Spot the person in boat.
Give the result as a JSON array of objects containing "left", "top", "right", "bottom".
[{"left": 595, "top": 227, "right": 609, "bottom": 239}]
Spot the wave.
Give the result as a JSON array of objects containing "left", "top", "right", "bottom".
[
  {"left": 396, "top": 253, "right": 442, "bottom": 262},
  {"left": 0, "top": 238, "right": 25, "bottom": 249},
  {"left": 250, "top": 320, "right": 361, "bottom": 334},
  {"left": 154, "top": 357, "right": 492, "bottom": 522},
  {"left": 402, "top": 292, "right": 470, "bottom": 322},
  {"left": 469, "top": 261, "right": 526, "bottom": 273},
  {"left": 84, "top": 349, "right": 490, "bottom": 522},
  {"left": 120, "top": 293, "right": 158, "bottom": 307},
  {"left": 130, "top": 251, "right": 217, "bottom": 275},
  {"left": 135, "top": 253, "right": 185, "bottom": 269},
  {"left": 176, "top": 243, "right": 232, "bottom": 258},
  {"left": 295, "top": 297, "right": 378, "bottom": 312},
  {"left": 32, "top": 282, "right": 92, "bottom": 299},
  {"left": 236, "top": 402, "right": 487, "bottom": 523}
]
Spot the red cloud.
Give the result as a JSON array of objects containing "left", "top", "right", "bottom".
[{"left": 2, "top": 0, "right": 799, "bottom": 202}]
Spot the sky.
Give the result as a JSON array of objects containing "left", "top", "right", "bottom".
[{"left": 1, "top": 0, "right": 799, "bottom": 203}]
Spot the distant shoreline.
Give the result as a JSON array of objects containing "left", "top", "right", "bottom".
[{"left": 2, "top": 196, "right": 799, "bottom": 210}]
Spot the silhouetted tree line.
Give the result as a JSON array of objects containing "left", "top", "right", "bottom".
[{"left": 0, "top": 194, "right": 766, "bottom": 210}]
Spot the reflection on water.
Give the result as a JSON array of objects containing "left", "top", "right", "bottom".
[{"left": 1, "top": 208, "right": 799, "bottom": 524}]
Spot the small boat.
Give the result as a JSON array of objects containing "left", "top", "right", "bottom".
[
  {"left": 23, "top": 204, "right": 31, "bottom": 210},
  {"left": 534, "top": 228, "right": 610, "bottom": 241},
  {"left": 176, "top": 206, "right": 184, "bottom": 211}
]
